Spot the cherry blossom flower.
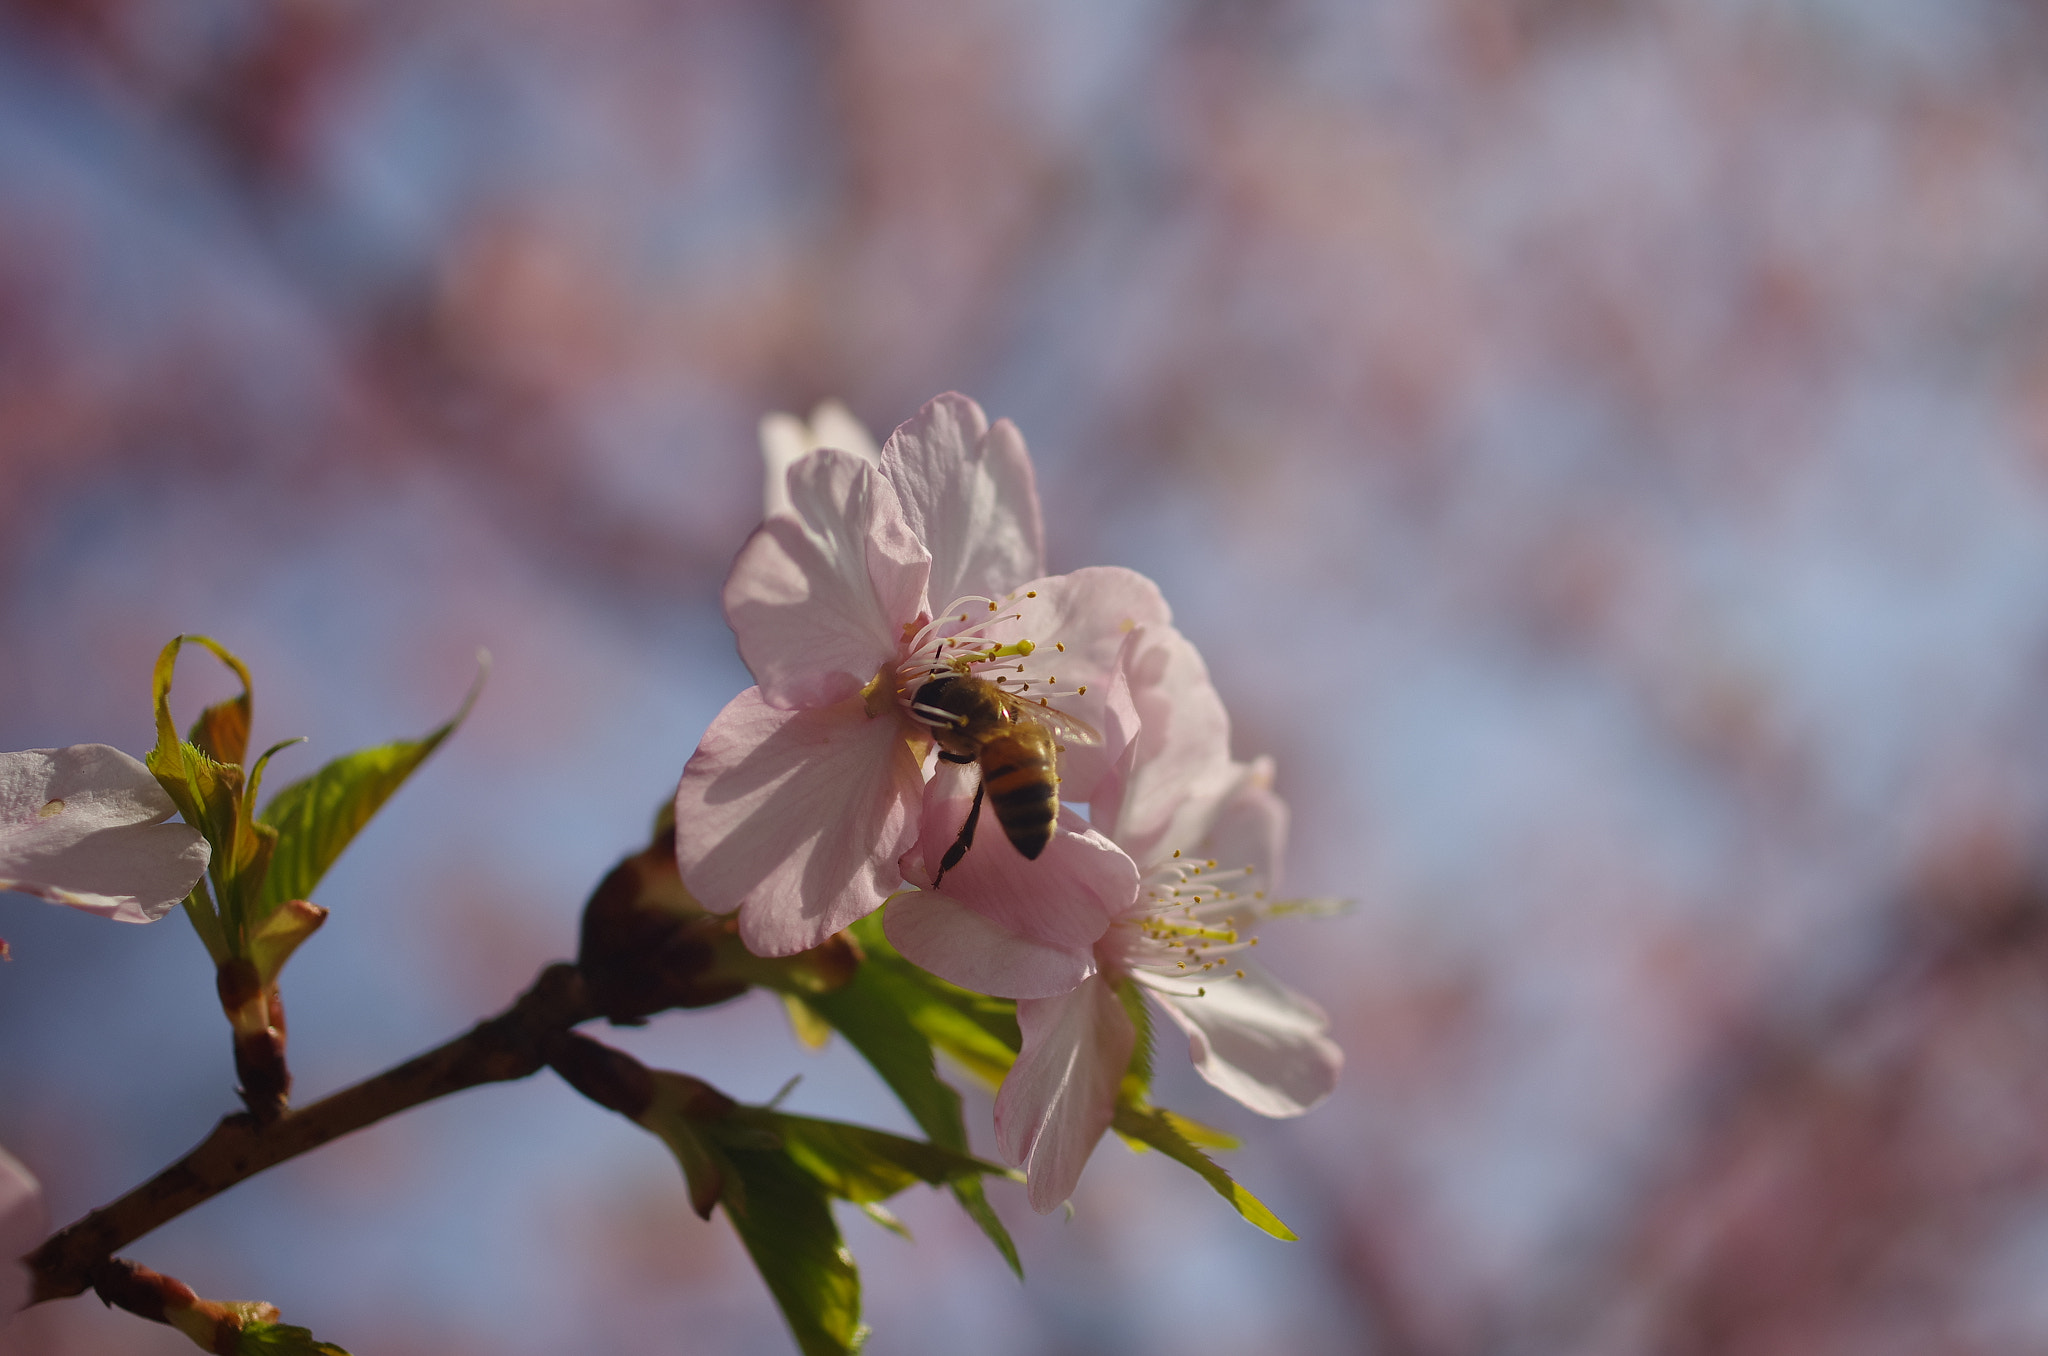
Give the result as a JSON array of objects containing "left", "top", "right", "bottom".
[
  {"left": 999, "top": 758, "right": 1341, "bottom": 1211},
  {"left": 1, "top": 745, "right": 210, "bottom": 925},
  {"left": 758, "top": 399, "right": 881, "bottom": 520},
  {"left": 885, "top": 618, "right": 1231, "bottom": 994},
  {"left": 889, "top": 624, "right": 1342, "bottom": 1211},
  {"left": 677, "top": 393, "right": 1166, "bottom": 956},
  {"left": 1, "top": 1143, "right": 44, "bottom": 1315}
]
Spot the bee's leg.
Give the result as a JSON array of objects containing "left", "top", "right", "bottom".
[{"left": 931, "top": 778, "right": 984, "bottom": 890}]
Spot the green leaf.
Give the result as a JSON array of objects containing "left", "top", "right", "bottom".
[
  {"left": 783, "top": 993, "right": 834, "bottom": 1049},
  {"left": 235, "top": 1319, "right": 352, "bottom": 1355},
  {"left": 697, "top": 1108, "right": 1006, "bottom": 1355},
  {"left": 804, "top": 917, "right": 1024, "bottom": 1275},
  {"left": 735, "top": 1110, "right": 1011, "bottom": 1204},
  {"left": 147, "top": 636, "right": 259, "bottom": 950},
  {"left": 246, "top": 899, "right": 329, "bottom": 989},
  {"left": 855, "top": 1200, "right": 912, "bottom": 1240},
  {"left": 1156, "top": 1108, "right": 1240, "bottom": 1152},
  {"left": 714, "top": 1141, "right": 867, "bottom": 1356},
  {"left": 257, "top": 657, "right": 486, "bottom": 909},
  {"left": 634, "top": 1065, "right": 1015, "bottom": 1354},
  {"left": 1110, "top": 1102, "right": 1297, "bottom": 1240},
  {"left": 846, "top": 914, "right": 1020, "bottom": 1087},
  {"left": 180, "top": 878, "right": 230, "bottom": 966}
]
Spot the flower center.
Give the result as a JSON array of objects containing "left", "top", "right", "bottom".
[
  {"left": 888, "top": 591, "right": 1090, "bottom": 720},
  {"left": 1118, "top": 849, "right": 1266, "bottom": 998}
]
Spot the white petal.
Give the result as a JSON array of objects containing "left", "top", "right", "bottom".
[
  {"left": 879, "top": 393, "right": 1044, "bottom": 607},
  {"left": 675, "top": 688, "right": 923, "bottom": 956},
  {"left": 725, "top": 449, "right": 931, "bottom": 710},
  {"left": 0, "top": 746, "right": 209, "bottom": 924},
  {"left": 1148, "top": 963, "right": 1342, "bottom": 1117},
  {"left": 760, "top": 400, "right": 880, "bottom": 520},
  {"left": 995, "top": 977, "right": 1133, "bottom": 1213},
  {"left": 804, "top": 400, "right": 881, "bottom": 462},
  {"left": 0, "top": 1143, "right": 44, "bottom": 1314},
  {"left": 884, "top": 887, "right": 1095, "bottom": 999}
]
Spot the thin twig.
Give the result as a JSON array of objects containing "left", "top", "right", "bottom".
[{"left": 26, "top": 961, "right": 595, "bottom": 1303}]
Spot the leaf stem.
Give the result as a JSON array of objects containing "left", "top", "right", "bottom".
[{"left": 25, "top": 961, "right": 595, "bottom": 1303}]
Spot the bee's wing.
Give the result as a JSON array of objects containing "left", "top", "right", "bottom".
[{"left": 1010, "top": 696, "right": 1102, "bottom": 747}]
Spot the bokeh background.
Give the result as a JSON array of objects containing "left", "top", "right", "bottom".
[{"left": 7, "top": 0, "right": 2048, "bottom": 1352}]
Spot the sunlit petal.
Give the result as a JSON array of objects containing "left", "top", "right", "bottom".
[
  {"left": 726, "top": 449, "right": 931, "bottom": 710},
  {"left": 1148, "top": 962, "right": 1342, "bottom": 1117},
  {"left": 995, "top": 976, "right": 1133, "bottom": 1213},
  {"left": 676, "top": 687, "right": 923, "bottom": 955},
  {"left": 0, "top": 745, "right": 209, "bottom": 924},
  {"left": 879, "top": 392, "right": 1044, "bottom": 609}
]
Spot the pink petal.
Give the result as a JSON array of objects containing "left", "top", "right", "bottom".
[
  {"left": 1043, "top": 632, "right": 1141, "bottom": 811},
  {"left": 1149, "top": 964, "right": 1343, "bottom": 1118},
  {"left": 0, "top": 1143, "right": 44, "bottom": 1315},
  {"left": 675, "top": 687, "right": 923, "bottom": 956},
  {"left": 996, "top": 977, "right": 1134, "bottom": 1213},
  {"left": 0, "top": 746, "right": 210, "bottom": 924},
  {"left": 1091, "top": 624, "right": 1237, "bottom": 867},
  {"left": 725, "top": 449, "right": 931, "bottom": 710},
  {"left": 878, "top": 393, "right": 1044, "bottom": 607},
  {"left": 1201, "top": 759, "right": 1287, "bottom": 889},
  {"left": 895, "top": 757, "right": 976, "bottom": 888},
  {"left": 908, "top": 783, "right": 1134, "bottom": 953},
  {"left": 974, "top": 567, "right": 1173, "bottom": 799},
  {"left": 884, "top": 887, "right": 1096, "bottom": 998}
]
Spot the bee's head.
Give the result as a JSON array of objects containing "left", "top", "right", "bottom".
[{"left": 911, "top": 673, "right": 956, "bottom": 707}]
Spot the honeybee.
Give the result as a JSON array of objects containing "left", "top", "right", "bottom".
[{"left": 909, "top": 673, "right": 1100, "bottom": 885}]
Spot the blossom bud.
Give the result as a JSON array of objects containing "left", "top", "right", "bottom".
[
  {"left": 89, "top": 1257, "right": 283, "bottom": 1355},
  {"left": 578, "top": 825, "right": 860, "bottom": 1024}
]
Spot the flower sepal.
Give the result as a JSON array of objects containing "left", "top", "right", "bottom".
[{"left": 579, "top": 815, "right": 860, "bottom": 1027}]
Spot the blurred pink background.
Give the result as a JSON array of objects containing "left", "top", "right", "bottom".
[{"left": 7, "top": 1, "right": 2048, "bottom": 1352}]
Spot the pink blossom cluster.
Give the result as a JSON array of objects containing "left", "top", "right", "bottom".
[{"left": 677, "top": 394, "right": 1341, "bottom": 1210}]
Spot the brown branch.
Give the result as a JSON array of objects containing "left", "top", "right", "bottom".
[{"left": 26, "top": 960, "right": 596, "bottom": 1304}]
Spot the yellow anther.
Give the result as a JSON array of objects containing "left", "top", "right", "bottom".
[
  {"left": 988, "top": 601, "right": 999, "bottom": 611},
  {"left": 1055, "top": 641, "right": 1065, "bottom": 652},
  {"left": 1027, "top": 590, "right": 1038, "bottom": 597},
  {"left": 36, "top": 799, "right": 64, "bottom": 818}
]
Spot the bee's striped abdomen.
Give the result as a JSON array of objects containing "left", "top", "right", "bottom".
[{"left": 982, "top": 731, "right": 1059, "bottom": 860}]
